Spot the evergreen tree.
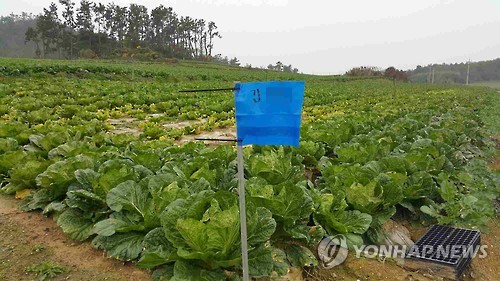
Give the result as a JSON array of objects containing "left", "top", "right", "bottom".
[
  {"left": 22, "top": 1, "right": 224, "bottom": 60},
  {"left": 59, "top": 0, "right": 76, "bottom": 58}
]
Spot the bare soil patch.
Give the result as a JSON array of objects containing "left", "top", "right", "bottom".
[
  {"left": 176, "top": 127, "right": 236, "bottom": 145},
  {"left": 107, "top": 117, "right": 142, "bottom": 136},
  {"left": 0, "top": 195, "right": 151, "bottom": 281},
  {"left": 163, "top": 119, "right": 206, "bottom": 129}
]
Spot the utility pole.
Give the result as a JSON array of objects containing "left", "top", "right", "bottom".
[
  {"left": 431, "top": 67, "right": 435, "bottom": 84},
  {"left": 466, "top": 59, "right": 470, "bottom": 85},
  {"left": 428, "top": 66, "right": 432, "bottom": 83}
]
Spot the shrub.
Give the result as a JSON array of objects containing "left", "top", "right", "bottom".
[{"left": 79, "top": 49, "right": 97, "bottom": 59}]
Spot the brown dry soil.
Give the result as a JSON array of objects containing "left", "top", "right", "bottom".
[{"left": 0, "top": 195, "right": 150, "bottom": 281}]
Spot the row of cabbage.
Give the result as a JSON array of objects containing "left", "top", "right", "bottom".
[
  {"left": 0, "top": 66, "right": 498, "bottom": 280},
  {"left": 1, "top": 111, "right": 497, "bottom": 280}
]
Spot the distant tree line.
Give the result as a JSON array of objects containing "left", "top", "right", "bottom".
[
  {"left": 212, "top": 55, "right": 241, "bottom": 66},
  {"left": 345, "top": 66, "right": 407, "bottom": 81},
  {"left": 345, "top": 66, "right": 382, "bottom": 77},
  {"left": 226, "top": 60, "right": 300, "bottom": 73},
  {"left": 22, "top": 1, "right": 222, "bottom": 60},
  {"left": 0, "top": 14, "right": 38, "bottom": 58},
  {"left": 408, "top": 58, "right": 500, "bottom": 84},
  {"left": 266, "top": 61, "right": 299, "bottom": 73}
]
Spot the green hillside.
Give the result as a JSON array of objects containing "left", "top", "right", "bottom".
[{"left": 409, "top": 58, "right": 500, "bottom": 84}]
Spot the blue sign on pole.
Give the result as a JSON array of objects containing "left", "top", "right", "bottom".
[{"left": 234, "top": 81, "right": 305, "bottom": 147}]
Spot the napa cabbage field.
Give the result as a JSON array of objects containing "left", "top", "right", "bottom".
[{"left": 0, "top": 58, "right": 498, "bottom": 280}]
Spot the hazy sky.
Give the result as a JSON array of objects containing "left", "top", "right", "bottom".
[{"left": 1, "top": 0, "right": 499, "bottom": 74}]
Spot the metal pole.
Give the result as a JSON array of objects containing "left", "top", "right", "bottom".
[
  {"left": 237, "top": 144, "right": 250, "bottom": 281},
  {"left": 466, "top": 60, "right": 470, "bottom": 85}
]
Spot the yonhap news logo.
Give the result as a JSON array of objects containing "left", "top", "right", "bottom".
[
  {"left": 317, "top": 235, "right": 489, "bottom": 269},
  {"left": 317, "top": 234, "right": 348, "bottom": 268}
]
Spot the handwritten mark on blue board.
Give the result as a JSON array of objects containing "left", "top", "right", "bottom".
[{"left": 235, "top": 81, "right": 305, "bottom": 147}]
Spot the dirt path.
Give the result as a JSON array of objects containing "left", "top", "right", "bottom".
[{"left": 0, "top": 195, "right": 151, "bottom": 281}]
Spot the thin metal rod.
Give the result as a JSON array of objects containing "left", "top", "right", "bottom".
[
  {"left": 178, "top": 87, "right": 238, "bottom": 93},
  {"left": 237, "top": 145, "right": 250, "bottom": 281},
  {"left": 194, "top": 138, "right": 239, "bottom": 142},
  {"left": 466, "top": 59, "right": 470, "bottom": 85}
]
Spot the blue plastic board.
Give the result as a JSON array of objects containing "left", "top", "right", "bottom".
[{"left": 234, "top": 81, "right": 305, "bottom": 146}]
